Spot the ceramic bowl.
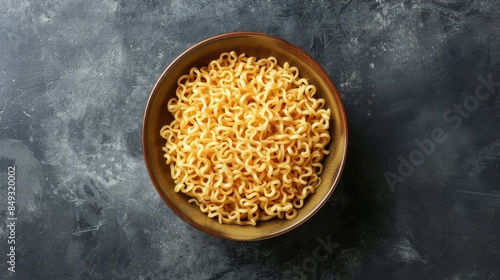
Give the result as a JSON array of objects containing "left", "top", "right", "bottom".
[{"left": 142, "top": 32, "right": 348, "bottom": 241}]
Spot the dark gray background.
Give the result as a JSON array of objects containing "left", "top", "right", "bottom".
[{"left": 1, "top": 0, "right": 499, "bottom": 279}]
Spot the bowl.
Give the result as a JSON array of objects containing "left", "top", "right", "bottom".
[{"left": 142, "top": 32, "right": 348, "bottom": 241}]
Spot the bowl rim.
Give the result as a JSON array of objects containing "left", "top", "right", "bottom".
[{"left": 142, "top": 31, "right": 348, "bottom": 241}]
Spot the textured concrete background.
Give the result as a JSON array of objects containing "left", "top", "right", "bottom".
[{"left": 1, "top": 0, "right": 499, "bottom": 279}]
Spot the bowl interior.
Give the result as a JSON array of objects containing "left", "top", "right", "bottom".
[{"left": 143, "top": 32, "right": 347, "bottom": 241}]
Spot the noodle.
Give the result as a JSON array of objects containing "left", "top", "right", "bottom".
[{"left": 160, "top": 51, "right": 331, "bottom": 226}]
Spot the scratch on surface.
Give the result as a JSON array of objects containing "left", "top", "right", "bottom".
[
  {"left": 17, "top": 86, "right": 39, "bottom": 97},
  {"left": 394, "top": 237, "right": 426, "bottom": 263},
  {"left": 465, "top": 138, "right": 500, "bottom": 175},
  {"left": 41, "top": 160, "right": 61, "bottom": 166},
  {"left": 69, "top": 197, "right": 84, "bottom": 205},
  {"left": 46, "top": 178, "right": 63, "bottom": 195},
  {"left": 422, "top": 0, "right": 474, "bottom": 23},
  {"left": 73, "top": 221, "right": 105, "bottom": 236},
  {"left": 23, "top": 110, "right": 32, "bottom": 117},
  {"left": 456, "top": 190, "right": 500, "bottom": 214},
  {"left": 90, "top": 264, "right": 96, "bottom": 274},
  {"left": 46, "top": 178, "right": 56, "bottom": 189},
  {"left": 65, "top": 188, "right": 85, "bottom": 205},
  {"left": 84, "top": 171, "right": 121, "bottom": 188},
  {"left": 0, "top": 98, "right": 6, "bottom": 121},
  {"left": 456, "top": 190, "right": 500, "bottom": 199}
]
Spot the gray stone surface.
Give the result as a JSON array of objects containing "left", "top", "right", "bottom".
[{"left": 1, "top": 0, "right": 499, "bottom": 279}]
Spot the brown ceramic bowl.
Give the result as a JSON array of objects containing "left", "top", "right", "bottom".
[{"left": 142, "top": 32, "right": 348, "bottom": 241}]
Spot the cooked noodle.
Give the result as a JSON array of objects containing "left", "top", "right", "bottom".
[{"left": 160, "top": 51, "right": 331, "bottom": 226}]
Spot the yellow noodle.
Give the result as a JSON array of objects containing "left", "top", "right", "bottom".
[{"left": 160, "top": 51, "right": 331, "bottom": 226}]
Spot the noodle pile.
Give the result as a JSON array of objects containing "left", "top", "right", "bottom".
[{"left": 160, "top": 51, "right": 331, "bottom": 225}]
